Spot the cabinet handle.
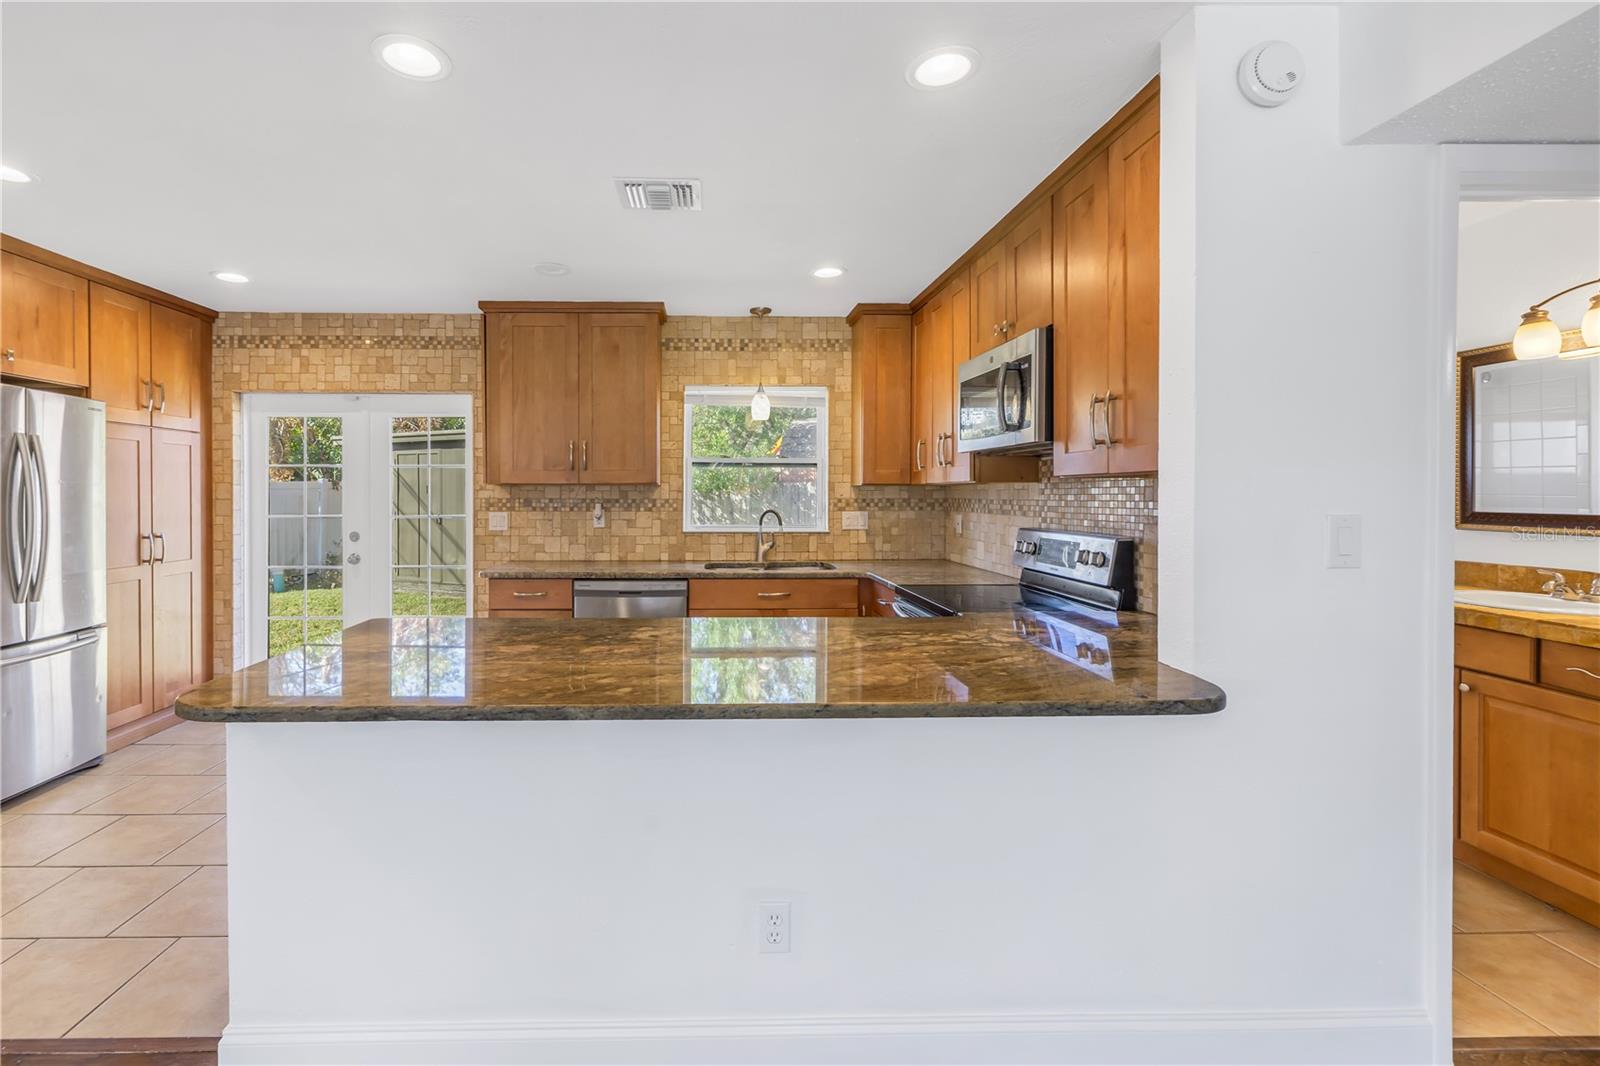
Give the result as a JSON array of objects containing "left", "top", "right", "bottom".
[
  {"left": 142, "top": 379, "right": 154, "bottom": 412},
  {"left": 914, "top": 438, "right": 925, "bottom": 471},
  {"left": 1088, "top": 393, "right": 1107, "bottom": 447},
  {"left": 1566, "top": 667, "right": 1600, "bottom": 681},
  {"left": 876, "top": 598, "right": 893, "bottom": 606},
  {"left": 153, "top": 532, "right": 166, "bottom": 563},
  {"left": 568, "top": 441, "right": 575, "bottom": 470},
  {"left": 138, "top": 533, "right": 153, "bottom": 564},
  {"left": 3, "top": 348, "right": 14, "bottom": 362},
  {"left": 511, "top": 591, "right": 548, "bottom": 599},
  {"left": 992, "top": 324, "right": 1001, "bottom": 337},
  {"left": 581, "top": 441, "right": 588, "bottom": 471},
  {"left": 155, "top": 382, "right": 167, "bottom": 414},
  {"left": 1104, "top": 391, "right": 1117, "bottom": 444},
  {"left": 755, "top": 591, "right": 790, "bottom": 599},
  {"left": 1458, "top": 682, "right": 1471, "bottom": 693},
  {"left": 943, "top": 434, "right": 956, "bottom": 466}
]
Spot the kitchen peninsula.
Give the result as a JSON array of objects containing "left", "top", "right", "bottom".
[{"left": 177, "top": 572, "right": 1221, "bottom": 1065}]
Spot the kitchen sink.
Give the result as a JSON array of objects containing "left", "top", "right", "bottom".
[
  {"left": 1454, "top": 588, "right": 1600, "bottom": 617},
  {"left": 702, "top": 561, "right": 839, "bottom": 571}
]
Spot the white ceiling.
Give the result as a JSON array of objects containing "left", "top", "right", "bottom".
[{"left": 0, "top": 2, "right": 1183, "bottom": 316}]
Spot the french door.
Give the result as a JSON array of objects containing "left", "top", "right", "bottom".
[{"left": 243, "top": 394, "right": 472, "bottom": 665}]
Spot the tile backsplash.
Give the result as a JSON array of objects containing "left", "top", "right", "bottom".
[{"left": 210, "top": 311, "right": 1159, "bottom": 665}]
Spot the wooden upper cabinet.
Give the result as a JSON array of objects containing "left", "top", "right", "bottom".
[
  {"left": 1106, "top": 101, "right": 1160, "bottom": 474},
  {"left": 485, "top": 312, "right": 582, "bottom": 484},
  {"left": 849, "top": 310, "right": 913, "bottom": 485},
  {"left": 150, "top": 304, "right": 208, "bottom": 432},
  {"left": 969, "top": 242, "right": 1007, "bottom": 353},
  {"left": 1052, "top": 153, "right": 1111, "bottom": 477},
  {"left": 910, "top": 303, "right": 934, "bottom": 485},
  {"left": 483, "top": 306, "right": 662, "bottom": 485},
  {"left": 1005, "top": 202, "right": 1052, "bottom": 339},
  {"left": 1, "top": 251, "right": 90, "bottom": 387},
  {"left": 89, "top": 284, "right": 153, "bottom": 425},
  {"left": 578, "top": 313, "right": 660, "bottom": 484}
]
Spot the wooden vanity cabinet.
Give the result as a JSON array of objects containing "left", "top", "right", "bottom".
[
  {"left": 1, "top": 250, "right": 90, "bottom": 387},
  {"left": 1455, "top": 624, "right": 1600, "bottom": 924},
  {"left": 482, "top": 303, "right": 662, "bottom": 486}
]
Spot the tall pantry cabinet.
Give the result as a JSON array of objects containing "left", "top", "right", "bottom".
[{"left": 2, "top": 237, "right": 214, "bottom": 747}]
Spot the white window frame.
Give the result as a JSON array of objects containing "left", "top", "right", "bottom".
[{"left": 682, "top": 385, "right": 829, "bottom": 533}]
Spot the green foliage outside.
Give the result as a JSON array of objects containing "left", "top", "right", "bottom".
[{"left": 688, "top": 404, "right": 819, "bottom": 528}]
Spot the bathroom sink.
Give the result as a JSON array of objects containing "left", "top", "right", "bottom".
[
  {"left": 702, "top": 561, "right": 839, "bottom": 571},
  {"left": 1454, "top": 589, "right": 1600, "bottom": 617}
]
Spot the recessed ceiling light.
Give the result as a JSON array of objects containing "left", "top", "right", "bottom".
[
  {"left": 812, "top": 266, "right": 845, "bottom": 279},
  {"left": 533, "top": 262, "right": 570, "bottom": 277},
  {"left": 907, "top": 46, "right": 979, "bottom": 89},
  {"left": 212, "top": 271, "right": 250, "bottom": 284},
  {"left": 372, "top": 34, "right": 451, "bottom": 81},
  {"left": 0, "top": 165, "right": 34, "bottom": 184}
]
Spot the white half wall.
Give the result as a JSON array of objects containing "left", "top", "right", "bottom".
[{"left": 1160, "top": 4, "right": 1447, "bottom": 1063}]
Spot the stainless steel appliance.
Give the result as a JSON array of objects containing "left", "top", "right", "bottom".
[
  {"left": 900, "top": 528, "right": 1137, "bottom": 615},
  {"left": 572, "top": 580, "right": 689, "bottom": 619},
  {"left": 2, "top": 385, "right": 108, "bottom": 801},
  {"left": 956, "top": 326, "right": 1051, "bottom": 454}
]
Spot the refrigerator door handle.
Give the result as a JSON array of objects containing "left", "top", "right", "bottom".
[
  {"left": 25, "top": 433, "right": 49, "bottom": 603},
  {"left": 0, "top": 627, "right": 100, "bottom": 667},
  {"left": 5, "top": 433, "right": 30, "bottom": 603}
]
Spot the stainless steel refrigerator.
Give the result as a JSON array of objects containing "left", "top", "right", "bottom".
[{"left": 2, "top": 384, "right": 108, "bottom": 801}]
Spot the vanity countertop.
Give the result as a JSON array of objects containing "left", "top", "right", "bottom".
[
  {"left": 1454, "top": 589, "right": 1600, "bottom": 648},
  {"left": 175, "top": 610, "right": 1224, "bottom": 723},
  {"left": 478, "top": 559, "right": 1017, "bottom": 587}
]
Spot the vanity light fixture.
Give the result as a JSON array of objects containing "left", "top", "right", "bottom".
[
  {"left": 907, "top": 46, "right": 979, "bottom": 89},
  {"left": 0, "top": 165, "right": 33, "bottom": 183},
  {"left": 212, "top": 271, "right": 250, "bottom": 284},
  {"left": 812, "top": 266, "right": 845, "bottom": 279},
  {"left": 1511, "top": 277, "right": 1600, "bottom": 359},
  {"left": 372, "top": 34, "right": 451, "bottom": 81}
]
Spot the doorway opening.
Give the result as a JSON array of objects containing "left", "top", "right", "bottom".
[
  {"left": 241, "top": 394, "right": 473, "bottom": 666},
  {"left": 1446, "top": 190, "right": 1599, "bottom": 1046}
]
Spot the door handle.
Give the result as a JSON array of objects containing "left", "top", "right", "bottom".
[
  {"left": 581, "top": 441, "right": 589, "bottom": 471},
  {"left": 346, "top": 553, "right": 361, "bottom": 565},
  {"left": 1458, "top": 682, "right": 1471, "bottom": 693},
  {"left": 142, "top": 379, "right": 155, "bottom": 413},
  {"left": 138, "top": 533, "right": 153, "bottom": 564},
  {"left": 998, "top": 365, "right": 1025, "bottom": 431},
  {"left": 943, "top": 433, "right": 956, "bottom": 466},
  {"left": 1103, "top": 392, "right": 1118, "bottom": 444},
  {"left": 511, "top": 591, "right": 548, "bottom": 598},
  {"left": 3, "top": 348, "right": 14, "bottom": 363},
  {"left": 153, "top": 532, "right": 166, "bottom": 563},
  {"left": 4, "top": 434, "right": 28, "bottom": 603},
  {"left": 1567, "top": 667, "right": 1600, "bottom": 681},
  {"left": 155, "top": 381, "right": 167, "bottom": 414},
  {"left": 1088, "top": 393, "right": 1107, "bottom": 447},
  {"left": 914, "top": 438, "right": 925, "bottom": 471},
  {"left": 24, "top": 433, "right": 48, "bottom": 601},
  {"left": 568, "top": 441, "right": 575, "bottom": 470},
  {"left": 755, "top": 591, "right": 790, "bottom": 599}
]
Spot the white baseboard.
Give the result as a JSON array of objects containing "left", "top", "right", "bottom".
[{"left": 219, "top": 1007, "right": 1436, "bottom": 1065}]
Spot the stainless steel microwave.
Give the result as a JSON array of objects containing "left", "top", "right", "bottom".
[{"left": 956, "top": 326, "right": 1051, "bottom": 454}]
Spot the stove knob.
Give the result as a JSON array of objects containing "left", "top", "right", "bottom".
[
  {"left": 1090, "top": 551, "right": 1109, "bottom": 567},
  {"left": 1027, "top": 542, "right": 1040, "bottom": 554},
  {"left": 1014, "top": 540, "right": 1026, "bottom": 553},
  {"left": 1076, "top": 549, "right": 1091, "bottom": 564}
]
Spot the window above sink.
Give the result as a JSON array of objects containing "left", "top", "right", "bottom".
[{"left": 684, "top": 385, "right": 829, "bottom": 533}]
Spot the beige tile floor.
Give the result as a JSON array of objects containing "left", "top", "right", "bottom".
[
  {"left": 1452, "top": 862, "right": 1600, "bottom": 1037},
  {"left": 4, "top": 733, "right": 1597, "bottom": 1043},
  {"left": 0, "top": 719, "right": 228, "bottom": 1038}
]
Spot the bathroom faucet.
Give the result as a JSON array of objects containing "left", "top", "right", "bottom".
[
  {"left": 755, "top": 509, "right": 783, "bottom": 563},
  {"left": 1536, "top": 570, "right": 1589, "bottom": 601}
]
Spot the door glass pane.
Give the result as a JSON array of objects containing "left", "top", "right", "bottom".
[
  {"left": 264, "top": 417, "right": 344, "bottom": 658},
  {"left": 391, "top": 416, "right": 469, "bottom": 620}
]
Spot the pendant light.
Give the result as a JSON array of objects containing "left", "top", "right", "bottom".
[
  {"left": 748, "top": 307, "right": 773, "bottom": 421},
  {"left": 1511, "top": 278, "right": 1600, "bottom": 359}
]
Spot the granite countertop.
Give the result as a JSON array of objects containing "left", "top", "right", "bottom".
[
  {"left": 175, "top": 609, "right": 1224, "bottom": 723},
  {"left": 479, "top": 559, "right": 1016, "bottom": 587},
  {"left": 1454, "top": 590, "right": 1600, "bottom": 649}
]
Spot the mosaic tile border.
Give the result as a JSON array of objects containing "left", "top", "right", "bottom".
[
  {"left": 661, "top": 338, "right": 852, "bottom": 353},
  {"left": 215, "top": 335, "right": 482, "bottom": 351}
]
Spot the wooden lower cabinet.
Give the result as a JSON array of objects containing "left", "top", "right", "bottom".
[
  {"left": 689, "top": 578, "right": 857, "bottom": 615},
  {"left": 104, "top": 425, "right": 208, "bottom": 731},
  {"left": 486, "top": 579, "right": 574, "bottom": 612},
  {"left": 489, "top": 609, "right": 572, "bottom": 618},
  {"left": 1455, "top": 628, "right": 1600, "bottom": 924}
]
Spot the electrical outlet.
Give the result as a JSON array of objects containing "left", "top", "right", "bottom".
[
  {"left": 841, "top": 510, "right": 868, "bottom": 531},
  {"left": 953, "top": 513, "right": 963, "bottom": 535},
  {"left": 758, "top": 901, "right": 790, "bottom": 954},
  {"left": 488, "top": 511, "right": 508, "bottom": 532},
  {"left": 592, "top": 504, "right": 606, "bottom": 529}
]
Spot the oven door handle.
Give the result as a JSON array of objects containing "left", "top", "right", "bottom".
[{"left": 997, "top": 363, "right": 1026, "bottom": 431}]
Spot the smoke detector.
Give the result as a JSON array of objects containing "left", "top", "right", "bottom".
[
  {"left": 616, "top": 178, "right": 702, "bottom": 211},
  {"left": 1238, "top": 41, "right": 1303, "bottom": 107}
]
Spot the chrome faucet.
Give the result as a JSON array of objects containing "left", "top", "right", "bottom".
[
  {"left": 755, "top": 509, "right": 783, "bottom": 563},
  {"left": 1536, "top": 570, "right": 1596, "bottom": 601}
]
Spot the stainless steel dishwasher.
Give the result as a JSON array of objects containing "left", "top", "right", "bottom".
[{"left": 571, "top": 580, "right": 689, "bottom": 619}]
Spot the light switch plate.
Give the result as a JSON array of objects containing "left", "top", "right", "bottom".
[
  {"left": 488, "top": 512, "right": 509, "bottom": 532},
  {"left": 1327, "top": 514, "right": 1361, "bottom": 569},
  {"left": 841, "top": 511, "right": 868, "bottom": 531}
]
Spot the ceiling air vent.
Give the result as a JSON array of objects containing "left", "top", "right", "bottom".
[{"left": 616, "top": 178, "right": 702, "bottom": 212}]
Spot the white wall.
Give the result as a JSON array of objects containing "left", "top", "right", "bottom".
[
  {"left": 1161, "top": 4, "right": 1445, "bottom": 1061},
  {"left": 1455, "top": 199, "right": 1600, "bottom": 566},
  {"left": 1341, "top": 2, "right": 1595, "bottom": 141}
]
